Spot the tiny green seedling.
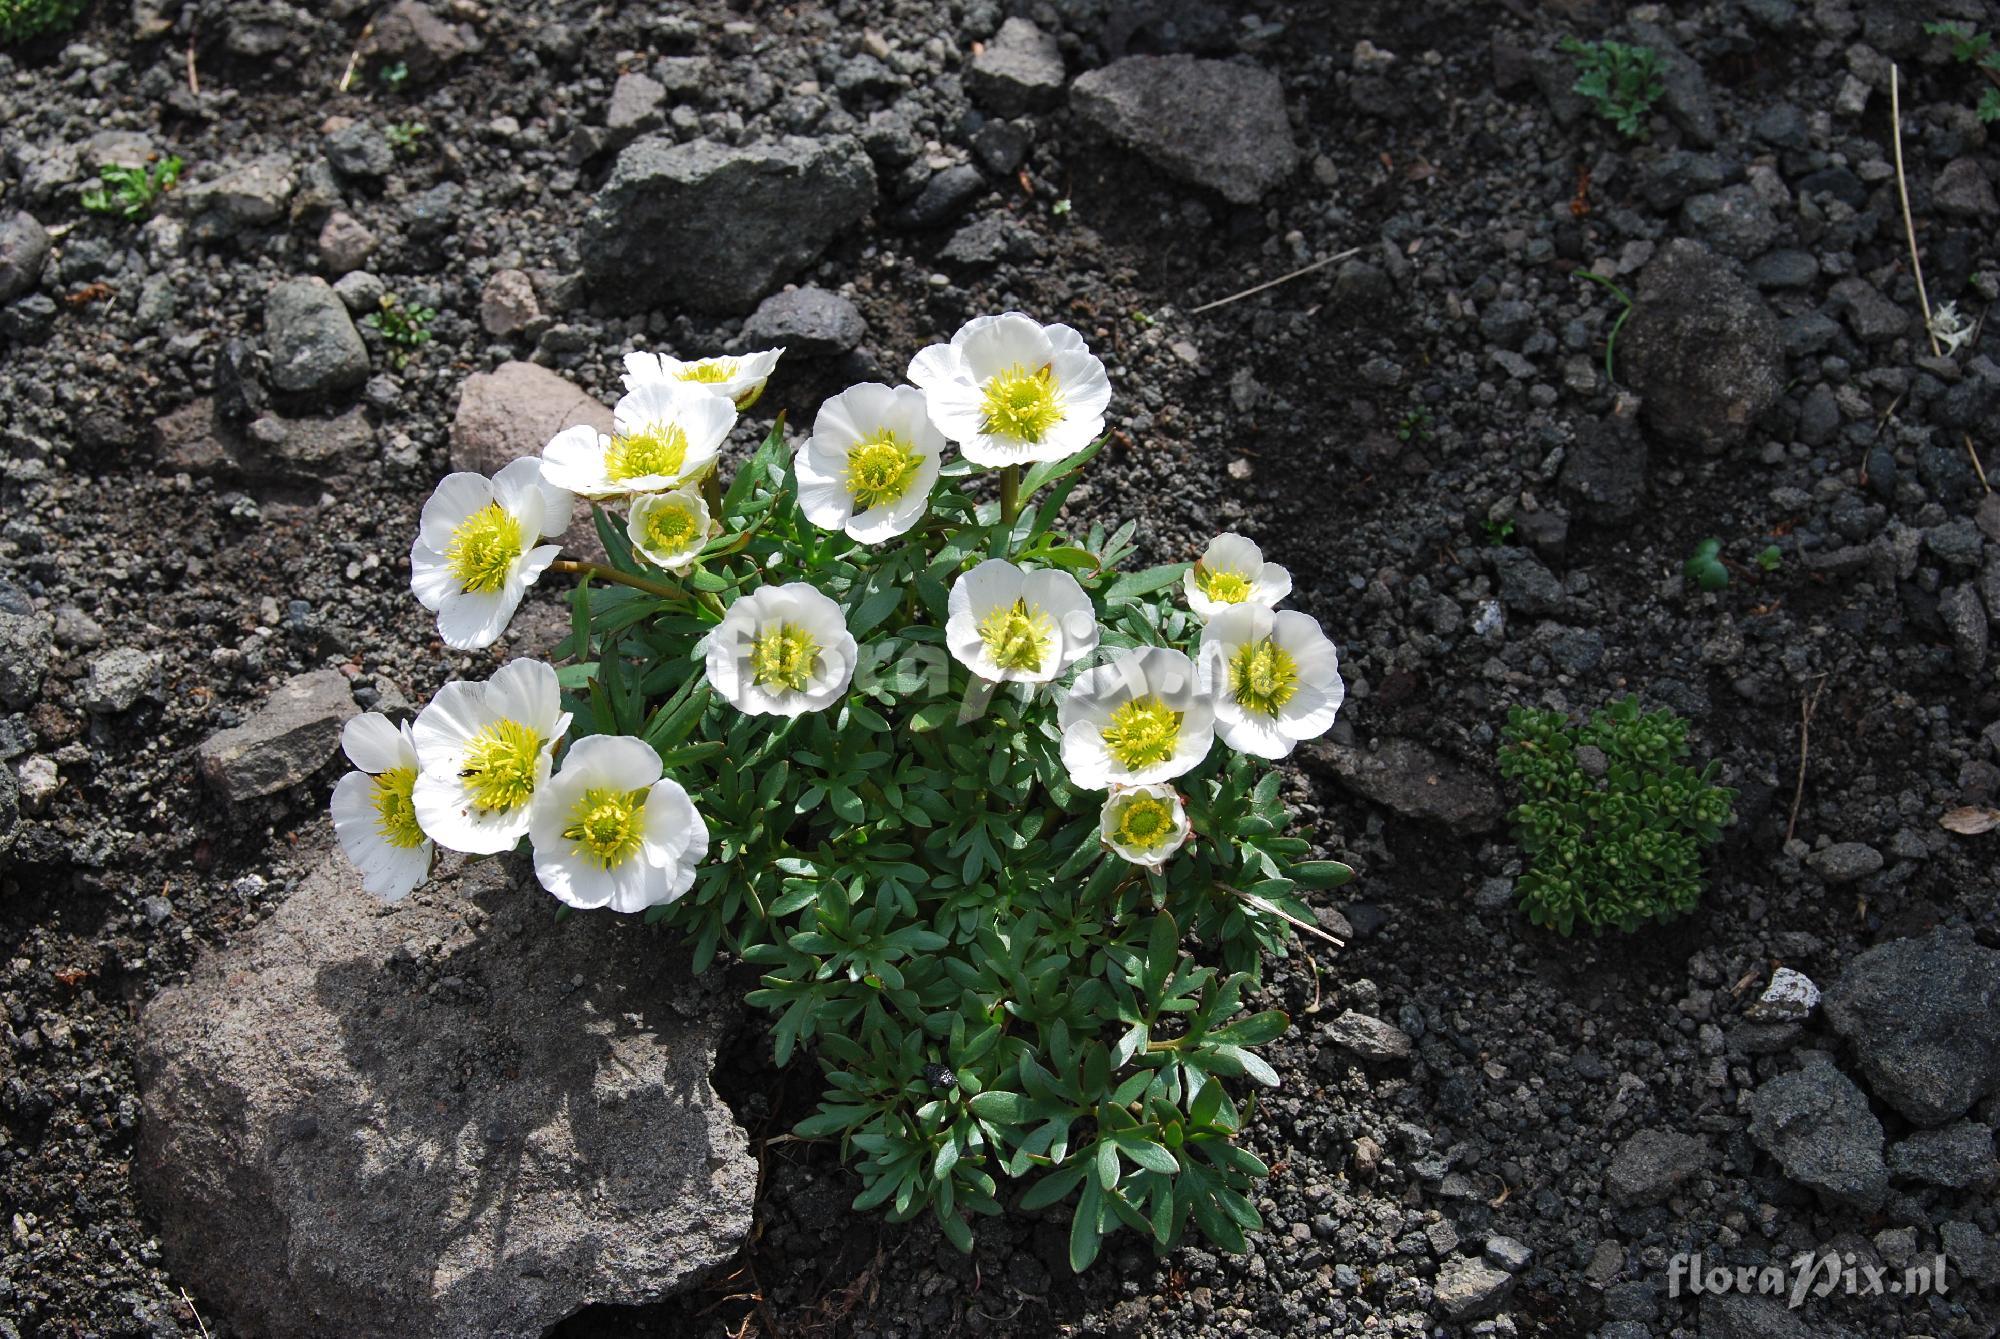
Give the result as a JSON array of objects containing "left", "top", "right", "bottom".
[
  {"left": 0, "top": 0, "right": 84, "bottom": 45},
  {"left": 1482, "top": 518, "right": 1516, "bottom": 547},
  {"left": 1926, "top": 20, "right": 2000, "bottom": 122},
  {"left": 1397, "top": 406, "right": 1433, "bottom": 442},
  {"left": 1572, "top": 270, "right": 1634, "bottom": 386},
  {"left": 1560, "top": 36, "right": 1666, "bottom": 140},
  {"left": 81, "top": 156, "right": 184, "bottom": 221},
  {"left": 1051, "top": 197, "right": 1072, "bottom": 218},
  {"left": 376, "top": 60, "right": 411, "bottom": 91},
  {"left": 1683, "top": 538, "right": 1728, "bottom": 591},
  {"left": 1754, "top": 544, "right": 1782, "bottom": 573},
  {"left": 386, "top": 122, "right": 428, "bottom": 155},
  {"left": 363, "top": 294, "right": 436, "bottom": 368}
]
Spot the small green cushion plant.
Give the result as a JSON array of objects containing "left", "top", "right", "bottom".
[
  {"left": 1498, "top": 696, "right": 1734, "bottom": 935},
  {"left": 1, "top": 0, "right": 83, "bottom": 45},
  {"left": 1560, "top": 36, "right": 1666, "bottom": 140}
]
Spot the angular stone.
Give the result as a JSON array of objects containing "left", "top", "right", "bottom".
[
  {"left": 137, "top": 851, "right": 751, "bottom": 1339},
  {"left": 317, "top": 211, "right": 378, "bottom": 276},
  {"left": 581, "top": 136, "right": 876, "bottom": 315},
  {"left": 195, "top": 670, "right": 357, "bottom": 803},
  {"left": 450, "top": 360, "right": 610, "bottom": 476},
  {"left": 1745, "top": 1054, "right": 1888, "bottom": 1208},
  {"left": 364, "top": 0, "right": 471, "bottom": 82},
  {"left": 1822, "top": 927, "right": 2000, "bottom": 1125},
  {"left": 478, "top": 268, "right": 541, "bottom": 337},
  {"left": 740, "top": 286, "right": 865, "bottom": 357},
  {"left": 0, "top": 584, "right": 52, "bottom": 710},
  {"left": 1434, "top": 1254, "right": 1513, "bottom": 1321},
  {"left": 1887, "top": 1121, "right": 1997, "bottom": 1190},
  {"left": 1828, "top": 276, "right": 1908, "bottom": 344},
  {"left": 0, "top": 211, "right": 51, "bottom": 303},
  {"left": 1302, "top": 737, "right": 1504, "bottom": 835},
  {"left": 1933, "top": 157, "right": 1998, "bottom": 219},
  {"left": 325, "top": 122, "right": 394, "bottom": 179},
  {"left": 966, "top": 17, "right": 1066, "bottom": 116},
  {"left": 605, "top": 72, "right": 667, "bottom": 144},
  {"left": 182, "top": 155, "right": 297, "bottom": 242},
  {"left": 1806, "top": 841, "right": 1882, "bottom": 884},
  {"left": 1322, "top": 1010, "right": 1412, "bottom": 1061},
  {"left": 1680, "top": 184, "right": 1779, "bottom": 261},
  {"left": 1071, "top": 55, "right": 1299, "bottom": 205},
  {"left": 1939, "top": 584, "right": 1989, "bottom": 678},
  {"left": 1622, "top": 239, "right": 1785, "bottom": 453},
  {"left": 80, "top": 648, "right": 163, "bottom": 715},
  {"left": 1605, "top": 1128, "right": 1712, "bottom": 1207},
  {"left": 1558, "top": 416, "right": 1647, "bottom": 525},
  {"left": 266, "top": 277, "right": 370, "bottom": 395}
]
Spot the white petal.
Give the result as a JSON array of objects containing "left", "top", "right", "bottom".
[
  {"left": 412, "top": 770, "right": 533, "bottom": 854},
  {"left": 957, "top": 312, "right": 1053, "bottom": 380},
  {"left": 341, "top": 713, "right": 408, "bottom": 773},
  {"left": 417, "top": 473, "right": 495, "bottom": 553},
  {"left": 1215, "top": 709, "right": 1294, "bottom": 760},
  {"left": 622, "top": 350, "right": 672, "bottom": 390},
  {"left": 795, "top": 451, "right": 856, "bottom": 531},
  {"left": 642, "top": 776, "right": 706, "bottom": 865},
  {"left": 540, "top": 426, "right": 617, "bottom": 497},
  {"left": 412, "top": 680, "right": 491, "bottom": 770},
  {"left": 487, "top": 658, "right": 567, "bottom": 738},
  {"left": 535, "top": 847, "right": 616, "bottom": 911},
  {"left": 907, "top": 340, "right": 967, "bottom": 392},
  {"left": 562, "top": 733, "right": 664, "bottom": 793},
  {"left": 1277, "top": 681, "right": 1344, "bottom": 742},
  {"left": 435, "top": 587, "right": 521, "bottom": 651},
  {"left": 956, "top": 559, "right": 1026, "bottom": 618},
  {"left": 1060, "top": 720, "right": 1116, "bottom": 790},
  {"left": 1203, "top": 533, "right": 1264, "bottom": 574},
  {"left": 1252, "top": 562, "right": 1293, "bottom": 608}
]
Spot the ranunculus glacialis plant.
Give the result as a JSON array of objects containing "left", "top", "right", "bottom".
[{"left": 333, "top": 313, "right": 1354, "bottom": 1271}]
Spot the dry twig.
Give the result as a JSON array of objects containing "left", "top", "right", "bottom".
[
  {"left": 179, "top": 1289, "right": 212, "bottom": 1339},
  {"left": 338, "top": 17, "right": 377, "bottom": 93},
  {"left": 1786, "top": 675, "right": 1828, "bottom": 845},
  {"left": 1190, "top": 247, "right": 1362, "bottom": 315}
]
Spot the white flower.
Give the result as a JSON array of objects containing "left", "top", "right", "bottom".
[
  {"left": 623, "top": 347, "right": 785, "bottom": 410},
  {"left": 945, "top": 559, "right": 1099, "bottom": 684},
  {"left": 409, "top": 457, "right": 574, "bottom": 650},
  {"left": 411, "top": 659, "right": 572, "bottom": 855},
  {"left": 529, "top": 734, "right": 709, "bottom": 913},
  {"left": 1099, "top": 784, "right": 1192, "bottom": 869},
  {"left": 795, "top": 382, "right": 946, "bottom": 543},
  {"left": 540, "top": 382, "right": 735, "bottom": 498},
  {"left": 1198, "top": 606, "right": 1345, "bottom": 760},
  {"left": 907, "top": 312, "right": 1112, "bottom": 467},
  {"left": 1058, "top": 647, "right": 1214, "bottom": 789},
  {"left": 1184, "top": 532, "right": 1292, "bottom": 622},
  {"left": 329, "top": 713, "right": 432, "bottom": 902},
  {"left": 627, "top": 488, "right": 712, "bottom": 573},
  {"left": 1930, "top": 301, "right": 1977, "bottom": 357},
  {"left": 703, "top": 582, "right": 858, "bottom": 716}
]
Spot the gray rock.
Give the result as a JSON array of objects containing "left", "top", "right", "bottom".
[
  {"left": 1491, "top": 546, "right": 1564, "bottom": 615},
  {"left": 1939, "top": 584, "right": 1989, "bottom": 677},
  {"left": 941, "top": 213, "right": 1030, "bottom": 266},
  {"left": 1747, "top": 967, "right": 1820, "bottom": 1022},
  {"left": 1701, "top": 1293, "right": 1855, "bottom": 1339},
  {"left": 324, "top": 123, "right": 393, "bottom": 179},
  {"left": 0, "top": 588, "right": 52, "bottom": 710},
  {"left": 1484, "top": 1236, "right": 1532, "bottom": 1271},
  {"left": 1433, "top": 1254, "right": 1513, "bottom": 1321},
  {"left": 581, "top": 136, "right": 876, "bottom": 315},
  {"left": 740, "top": 286, "right": 864, "bottom": 357},
  {"left": 890, "top": 163, "right": 986, "bottom": 230},
  {"left": 266, "top": 278, "right": 370, "bottom": 395},
  {"left": 478, "top": 268, "right": 541, "bottom": 337},
  {"left": 1302, "top": 737, "right": 1504, "bottom": 835},
  {"left": 1822, "top": 927, "right": 2000, "bottom": 1125},
  {"left": 1623, "top": 240, "right": 1785, "bottom": 452},
  {"left": 1605, "top": 1129, "right": 1711, "bottom": 1207},
  {"left": 1745, "top": 1054, "right": 1888, "bottom": 1208},
  {"left": 246, "top": 408, "right": 375, "bottom": 481},
  {"left": 317, "top": 211, "right": 377, "bottom": 276},
  {"left": 1746, "top": 248, "right": 1817, "bottom": 289},
  {"left": 1941, "top": 1221, "right": 2000, "bottom": 1287},
  {"left": 451, "top": 360, "right": 610, "bottom": 476},
  {"left": 0, "top": 212, "right": 51, "bottom": 303},
  {"left": 1887, "top": 1121, "right": 1997, "bottom": 1189},
  {"left": 1806, "top": 841, "right": 1882, "bottom": 883},
  {"left": 363, "top": 0, "right": 470, "bottom": 82},
  {"left": 195, "top": 669, "right": 357, "bottom": 803},
  {"left": 971, "top": 119, "right": 1031, "bottom": 176},
  {"left": 966, "top": 17, "right": 1066, "bottom": 116},
  {"left": 1322, "top": 1010, "right": 1413, "bottom": 1061},
  {"left": 605, "top": 72, "right": 667, "bottom": 144},
  {"left": 333, "top": 270, "right": 387, "bottom": 316},
  {"left": 1796, "top": 383, "right": 1839, "bottom": 447},
  {"left": 1639, "top": 150, "right": 1728, "bottom": 212},
  {"left": 1933, "top": 157, "right": 1998, "bottom": 219},
  {"left": 1628, "top": 22, "right": 1718, "bottom": 146},
  {"left": 182, "top": 155, "right": 297, "bottom": 241},
  {"left": 81, "top": 648, "right": 163, "bottom": 715},
  {"left": 1558, "top": 417, "right": 1647, "bottom": 525},
  {"left": 1071, "top": 55, "right": 1299, "bottom": 205},
  {"left": 137, "top": 850, "right": 751, "bottom": 1339},
  {"left": 1828, "top": 277, "right": 1908, "bottom": 344},
  {"left": 1681, "top": 185, "right": 1780, "bottom": 261},
  {"left": 401, "top": 182, "right": 460, "bottom": 240},
  {"left": 1479, "top": 298, "right": 1535, "bottom": 350}
]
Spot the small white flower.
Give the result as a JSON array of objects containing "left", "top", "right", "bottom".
[
  {"left": 1058, "top": 646, "right": 1214, "bottom": 789},
  {"left": 411, "top": 659, "right": 572, "bottom": 855},
  {"left": 529, "top": 734, "right": 709, "bottom": 914},
  {"left": 945, "top": 559, "right": 1099, "bottom": 684},
  {"left": 627, "top": 488, "right": 712, "bottom": 573},
  {"left": 796, "top": 382, "right": 946, "bottom": 543},
  {"left": 623, "top": 347, "right": 785, "bottom": 410},
  {"left": 1099, "top": 784, "right": 1192, "bottom": 869},
  {"left": 1184, "top": 532, "right": 1292, "bottom": 622},
  {"left": 908, "top": 312, "right": 1112, "bottom": 467},
  {"left": 1198, "top": 605, "right": 1345, "bottom": 760},
  {"left": 409, "top": 457, "right": 574, "bottom": 651},
  {"left": 540, "top": 382, "right": 735, "bottom": 498},
  {"left": 703, "top": 582, "right": 858, "bottom": 716},
  {"left": 1930, "top": 301, "right": 1977, "bottom": 357},
  {"left": 329, "top": 713, "right": 432, "bottom": 902}
]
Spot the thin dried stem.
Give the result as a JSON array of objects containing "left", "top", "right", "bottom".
[{"left": 1190, "top": 247, "right": 1363, "bottom": 315}]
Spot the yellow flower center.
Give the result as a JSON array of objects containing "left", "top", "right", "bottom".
[
  {"left": 1228, "top": 638, "right": 1300, "bottom": 718},
  {"left": 562, "top": 786, "right": 647, "bottom": 868},
  {"left": 371, "top": 766, "right": 426, "bottom": 848},
  {"left": 750, "top": 622, "right": 820, "bottom": 693},
  {"left": 976, "top": 598, "right": 1053, "bottom": 673},
  {"left": 445, "top": 502, "right": 525, "bottom": 593},
  {"left": 979, "top": 363, "right": 1065, "bottom": 443},
  {"left": 605, "top": 423, "right": 690, "bottom": 482},
  {"left": 1100, "top": 696, "right": 1182, "bottom": 772},
  {"left": 1112, "top": 793, "right": 1179, "bottom": 852},
  {"left": 458, "top": 719, "right": 544, "bottom": 813},
  {"left": 644, "top": 499, "right": 703, "bottom": 555},
  {"left": 1196, "top": 565, "right": 1253, "bottom": 605},
  {"left": 845, "top": 431, "right": 924, "bottom": 510},
  {"left": 676, "top": 359, "right": 737, "bottom": 385}
]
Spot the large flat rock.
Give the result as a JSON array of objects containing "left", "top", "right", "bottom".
[
  {"left": 136, "top": 847, "right": 753, "bottom": 1339},
  {"left": 1071, "top": 55, "right": 1298, "bottom": 204}
]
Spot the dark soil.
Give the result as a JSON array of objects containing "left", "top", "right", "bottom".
[{"left": 4, "top": 0, "right": 1999, "bottom": 1337}]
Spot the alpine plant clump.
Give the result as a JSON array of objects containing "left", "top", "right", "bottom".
[{"left": 332, "top": 312, "right": 1355, "bottom": 1269}]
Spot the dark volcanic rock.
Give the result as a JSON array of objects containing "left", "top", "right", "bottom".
[
  {"left": 1605, "top": 1129, "right": 1711, "bottom": 1206},
  {"left": 1301, "top": 737, "right": 1504, "bottom": 835},
  {"left": 1070, "top": 55, "right": 1299, "bottom": 205},
  {"left": 740, "top": 286, "right": 866, "bottom": 356},
  {"left": 1622, "top": 239, "right": 1785, "bottom": 452},
  {"left": 1822, "top": 927, "right": 2000, "bottom": 1125},
  {"left": 0, "top": 211, "right": 51, "bottom": 303},
  {"left": 581, "top": 136, "right": 876, "bottom": 315},
  {"left": 1559, "top": 416, "right": 1647, "bottom": 524},
  {"left": 195, "top": 669, "right": 357, "bottom": 803},
  {"left": 1745, "top": 1053, "right": 1888, "bottom": 1208},
  {"left": 966, "top": 16, "right": 1066, "bottom": 116},
  {"left": 137, "top": 850, "right": 753, "bottom": 1339},
  {"left": 265, "top": 277, "right": 370, "bottom": 395}
]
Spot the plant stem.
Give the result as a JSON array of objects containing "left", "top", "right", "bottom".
[
  {"left": 549, "top": 559, "right": 686, "bottom": 601},
  {"left": 701, "top": 468, "right": 725, "bottom": 517},
  {"left": 999, "top": 464, "right": 1021, "bottom": 529}
]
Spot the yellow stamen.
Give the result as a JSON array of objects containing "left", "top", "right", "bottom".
[
  {"left": 458, "top": 720, "right": 543, "bottom": 813},
  {"left": 1228, "top": 638, "right": 1299, "bottom": 718},
  {"left": 1100, "top": 696, "right": 1182, "bottom": 772},
  {"left": 371, "top": 766, "right": 426, "bottom": 848},
  {"left": 979, "top": 363, "right": 1065, "bottom": 443},
  {"left": 845, "top": 430, "right": 924, "bottom": 510},
  {"left": 1196, "top": 565, "right": 1253, "bottom": 605},
  {"left": 562, "top": 786, "right": 647, "bottom": 868},
  {"left": 676, "top": 359, "right": 737, "bottom": 385},
  {"left": 605, "top": 423, "right": 690, "bottom": 482},
  {"left": 751, "top": 622, "right": 820, "bottom": 693},
  {"left": 644, "top": 499, "right": 703, "bottom": 555},
  {"left": 1112, "top": 793, "right": 1179, "bottom": 852},
  {"left": 445, "top": 502, "right": 525, "bottom": 593},
  {"left": 976, "top": 598, "right": 1052, "bottom": 673}
]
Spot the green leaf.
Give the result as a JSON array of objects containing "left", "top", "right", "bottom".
[
  {"left": 1020, "top": 1160, "right": 1088, "bottom": 1211},
  {"left": 1069, "top": 1180, "right": 1105, "bottom": 1272},
  {"left": 966, "top": 1090, "right": 1029, "bottom": 1123},
  {"left": 1105, "top": 562, "right": 1190, "bottom": 601},
  {"left": 1290, "top": 860, "right": 1355, "bottom": 889}
]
